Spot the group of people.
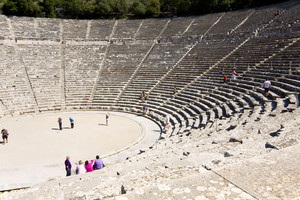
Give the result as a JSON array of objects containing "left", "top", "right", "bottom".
[
  {"left": 58, "top": 117, "right": 74, "bottom": 130},
  {"left": 65, "top": 155, "right": 104, "bottom": 176},
  {"left": 223, "top": 70, "right": 237, "bottom": 84},
  {"left": 222, "top": 70, "right": 271, "bottom": 96},
  {"left": 1, "top": 128, "right": 9, "bottom": 144},
  {"left": 58, "top": 114, "right": 110, "bottom": 130},
  {"left": 140, "top": 91, "right": 148, "bottom": 101},
  {"left": 274, "top": 10, "right": 280, "bottom": 17}
]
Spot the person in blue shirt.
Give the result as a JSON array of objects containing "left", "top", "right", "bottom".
[{"left": 69, "top": 117, "right": 74, "bottom": 128}]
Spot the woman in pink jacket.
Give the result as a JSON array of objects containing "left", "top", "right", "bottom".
[{"left": 85, "top": 160, "right": 94, "bottom": 172}]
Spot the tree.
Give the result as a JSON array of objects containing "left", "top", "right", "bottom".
[
  {"left": 190, "top": 0, "right": 216, "bottom": 14},
  {"left": 0, "top": 0, "right": 6, "bottom": 14},
  {"left": 131, "top": 0, "right": 146, "bottom": 17},
  {"left": 109, "top": 0, "right": 129, "bottom": 18},
  {"left": 62, "top": 0, "right": 82, "bottom": 19},
  {"left": 82, "top": 0, "right": 97, "bottom": 19},
  {"left": 42, "top": 0, "right": 59, "bottom": 18},
  {"left": 3, "top": 0, "right": 42, "bottom": 17},
  {"left": 145, "top": 0, "right": 160, "bottom": 17},
  {"left": 95, "top": 0, "right": 112, "bottom": 18},
  {"left": 163, "top": 0, "right": 192, "bottom": 15},
  {"left": 3, "top": 0, "right": 19, "bottom": 15}
]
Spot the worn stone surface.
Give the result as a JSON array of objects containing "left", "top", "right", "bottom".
[
  {"left": 216, "top": 144, "right": 300, "bottom": 200},
  {"left": 0, "top": 107, "right": 299, "bottom": 200}
]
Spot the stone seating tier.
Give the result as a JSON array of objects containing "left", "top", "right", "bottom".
[
  {"left": 161, "top": 17, "right": 194, "bottom": 38},
  {"left": 235, "top": 2, "right": 292, "bottom": 33},
  {"left": 88, "top": 20, "right": 115, "bottom": 40},
  {"left": 113, "top": 20, "right": 143, "bottom": 39},
  {"left": 184, "top": 13, "right": 224, "bottom": 37},
  {"left": 208, "top": 9, "right": 254, "bottom": 35},
  {"left": 0, "top": 15, "right": 11, "bottom": 38},
  {"left": 62, "top": 20, "right": 88, "bottom": 39},
  {"left": 135, "top": 19, "right": 169, "bottom": 39}
]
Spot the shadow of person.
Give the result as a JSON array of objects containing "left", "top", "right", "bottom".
[{"left": 98, "top": 123, "right": 106, "bottom": 126}]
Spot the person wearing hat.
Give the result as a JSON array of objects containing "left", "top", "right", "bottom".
[
  {"left": 76, "top": 160, "right": 86, "bottom": 174},
  {"left": 65, "top": 156, "right": 72, "bottom": 176}
]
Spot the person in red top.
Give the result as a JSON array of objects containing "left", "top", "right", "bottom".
[
  {"left": 223, "top": 74, "right": 227, "bottom": 84},
  {"left": 85, "top": 160, "right": 94, "bottom": 172},
  {"left": 58, "top": 117, "right": 62, "bottom": 130}
]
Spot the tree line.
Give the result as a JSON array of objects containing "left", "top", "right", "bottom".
[{"left": 0, "top": 0, "right": 287, "bottom": 19}]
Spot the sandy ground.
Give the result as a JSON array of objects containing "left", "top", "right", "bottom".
[{"left": 0, "top": 111, "right": 148, "bottom": 190}]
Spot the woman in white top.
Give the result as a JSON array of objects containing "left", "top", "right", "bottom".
[
  {"left": 76, "top": 160, "right": 87, "bottom": 174},
  {"left": 165, "top": 115, "right": 170, "bottom": 130},
  {"left": 231, "top": 71, "right": 237, "bottom": 81},
  {"left": 263, "top": 79, "right": 271, "bottom": 96}
]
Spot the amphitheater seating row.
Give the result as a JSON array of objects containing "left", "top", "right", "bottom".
[
  {"left": 18, "top": 43, "right": 62, "bottom": 111},
  {"left": 0, "top": 43, "right": 36, "bottom": 115},
  {"left": 122, "top": 33, "right": 299, "bottom": 135},
  {"left": 2, "top": 3, "right": 297, "bottom": 41},
  {"left": 116, "top": 41, "right": 193, "bottom": 107},
  {"left": 92, "top": 43, "right": 153, "bottom": 107},
  {"left": 64, "top": 44, "right": 107, "bottom": 108},
  {"left": 0, "top": 1, "right": 298, "bottom": 139}
]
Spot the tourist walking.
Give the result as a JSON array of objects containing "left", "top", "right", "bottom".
[
  {"left": 263, "top": 78, "right": 271, "bottom": 96},
  {"left": 65, "top": 156, "right": 72, "bottom": 176},
  {"left": 1, "top": 128, "right": 9, "bottom": 144},
  {"left": 173, "top": 87, "right": 177, "bottom": 96},
  {"left": 69, "top": 117, "right": 74, "bottom": 128},
  {"left": 223, "top": 74, "right": 227, "bottom": 84},
  {"left": 165, "top": 115, "right": 170, "bottom": 130},
  {"left": 231, "top": 71, "right": 237, "bottom": 81},
  {"left": 58, "top": 117, "right": 62, "bottom": 130},
  {"left": 142, "top": 105, "right": 148, "bottom": 115},
  {"left": 93, "top": 155, "right": 104, "bottom": 170}
]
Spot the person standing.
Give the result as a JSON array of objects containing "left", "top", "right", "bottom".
[
  {"left": 223, "top": 74, "right": 227, "bottom": 84},
  {"left": 58, "top": 117, "right": 62, "bottom": 130},
  {"left": 231, "top": 71, "right": 237, "bottom": 81},
  {"left": 106, "top": 113, "right": 110, "bottom": 126},
  {"left": 173, "top": 87, "right": 177, "bottom": 96},
  {"left": 142, "top": 105, "right": 148, "bottom": 115},
  {"left": 165, "top": 115, "right": 170, "bottom": 130},
  {"left": 69, "top": 117, "right": 74, "bottom": 128},
  {"left": 65, "top": 156, "right": 72, "bottom": 176},
  {"left": 93, "top": 155, "right": 104, "bottom": 170},
  {"left": 1, "top": 128, "right": 9, "bottom": 144},
  {"left": 263, "top": 78, "right": 271, "bottom": 96}
]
